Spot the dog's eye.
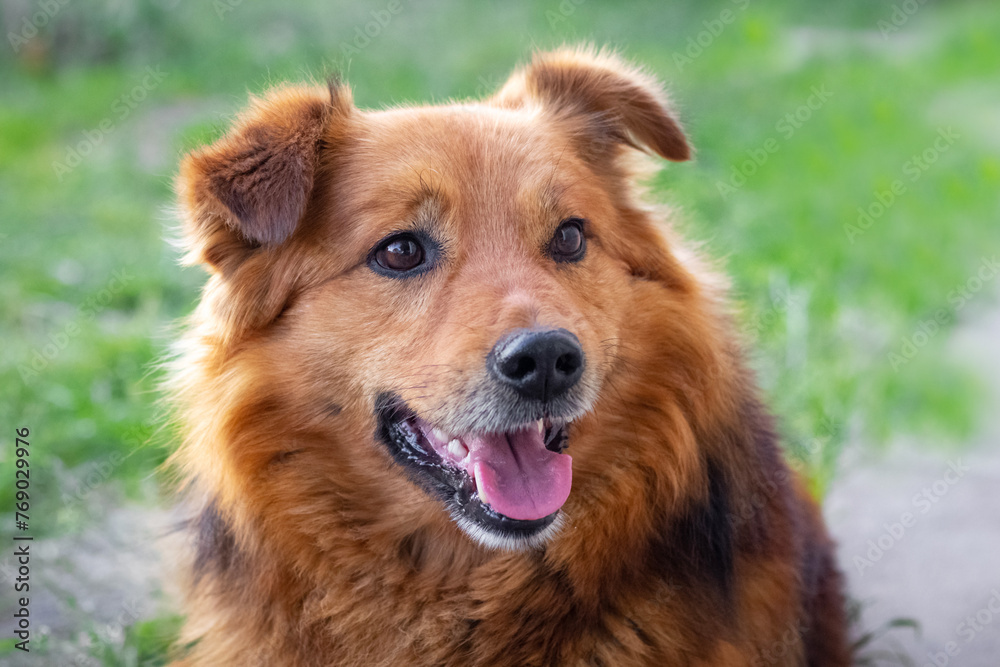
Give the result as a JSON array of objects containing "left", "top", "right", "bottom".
[
  {"left": 372, "top": 234, "right": 426, "bottom": 274},
  {"left": 549, "top": 218, "right": 586, "bottom": 263}
]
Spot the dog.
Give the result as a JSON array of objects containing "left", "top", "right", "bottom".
[{"left": 168, "top": 47, "right": 850, "bottom": 666}]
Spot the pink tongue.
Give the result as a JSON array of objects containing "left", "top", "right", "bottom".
[{"left": 466, "top": 429, "right": 572, "bottom": 521}]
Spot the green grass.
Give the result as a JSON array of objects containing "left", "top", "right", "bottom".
[{"left": 1, "top": 0, "right": 998, "bottom": 660}]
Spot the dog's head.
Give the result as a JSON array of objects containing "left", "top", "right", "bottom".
[{"left": 177, "top": 48, "right": 701, "bottom": 551}]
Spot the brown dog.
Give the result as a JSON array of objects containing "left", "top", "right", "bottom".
[{"left": 168, "top": 47, "right": 850, "bottom": 665}]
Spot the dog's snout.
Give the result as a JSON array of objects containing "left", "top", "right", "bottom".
[{"left": 488, "top": 328, "right": 584, "bottom": 403}]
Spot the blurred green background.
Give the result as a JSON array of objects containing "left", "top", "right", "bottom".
[{"left": 1, "top": 0, "right": 998, "bottom": 663}]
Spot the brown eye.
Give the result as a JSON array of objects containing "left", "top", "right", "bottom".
[
  {"left": 373, "top": 234, "right": 426, "bottom": 274},
  {"left": 549, "top": 218, "right": 586, "bottom": 263}
]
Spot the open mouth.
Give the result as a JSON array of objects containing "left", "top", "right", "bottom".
[{"left": 375, "top": 393, "right": 573, "bottom": 548}]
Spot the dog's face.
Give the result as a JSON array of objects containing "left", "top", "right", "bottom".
[
  {"left": 178, "top": 49, "right": 692, "bottom": 550},
  {"left": 303, "top": 106, "right": 639, "bottom": 547}
]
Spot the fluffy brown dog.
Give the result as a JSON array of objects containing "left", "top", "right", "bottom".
[{"left": 168, "top": 48, "right": 850, "bottom": 666}]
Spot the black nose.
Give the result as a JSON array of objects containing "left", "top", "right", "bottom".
[{"left": 488, "top": 328, "right": 584, "bottom": 403}]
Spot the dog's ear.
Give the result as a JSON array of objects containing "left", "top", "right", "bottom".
[
  {"left": 177, "top": 82, "right": 352, "bottom": 273},
  {"left": 493, "top": 47, "right": 690, "bottom": 162}
]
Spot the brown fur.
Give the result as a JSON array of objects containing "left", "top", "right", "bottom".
[{"left": 168, "top": 47, "right": 850, "bottom": 666}]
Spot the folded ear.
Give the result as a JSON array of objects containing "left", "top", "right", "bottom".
[
  {"left": 177, "top": 82, "right": 352, "bottom": 273},
  {"left": 493, "top": 47, "right": 690, "bottom": 162}
]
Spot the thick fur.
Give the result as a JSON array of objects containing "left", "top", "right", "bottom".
[{"left": 168, "top": 48, "right": 850, "bottom": 666}]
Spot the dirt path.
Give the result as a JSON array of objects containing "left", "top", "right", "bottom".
[
  {"left": 826, "top": 306, "right": 1000, "bottom": 665},
  {"left": 1, "top": 503, "right": 178, "bottom": 666}
]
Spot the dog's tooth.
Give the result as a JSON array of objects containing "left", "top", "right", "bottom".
[
  {"left": 476, "top": 473, "right": 491, "bottom": 507},
  {"left": 431, "top": 428, "right": 449, "bottom": 444},
  {"left": 448, "top": 438, "right": 468, "bottom": 460},
  {"left": 536, "top": 419, "right": 544, "bottom": 435}
]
